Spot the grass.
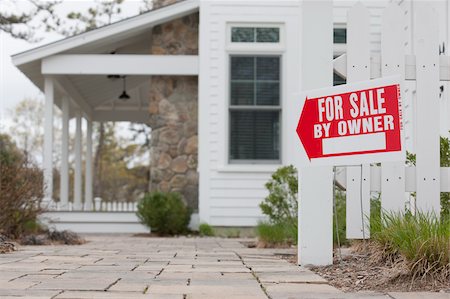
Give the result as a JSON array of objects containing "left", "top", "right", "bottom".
[
  {"left": 370, "top": 211, "right": 450, "bottom": 280},
  {"left": 198, "top": 223, "right": 215, "bottom": 237},
  {"left": 256, "top": 222, "right": 296, "bottom": 247}
]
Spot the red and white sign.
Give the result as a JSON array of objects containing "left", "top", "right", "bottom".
[{"left": 296, "top": 76, "right": 404, "bottom": 166}]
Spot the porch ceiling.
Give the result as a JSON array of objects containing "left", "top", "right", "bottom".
[{"left": 11, "top": 0, "right": 200, "bottom": 122}]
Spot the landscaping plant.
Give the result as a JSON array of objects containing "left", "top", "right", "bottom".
[
  {"left": 0, "top": 134, "right": 45, "bottom": 239},
  {"left": 198, "top": 223, "right": 215, "bottom": 237},
  {"left": 369, "top": 211, "right": 450, "bottom": 281},
  {"left": 137, "top": 191, "right": 191, "bottom": 235},
  {"left": 258, "top": 165, "right": 298, "bottom": 245}
]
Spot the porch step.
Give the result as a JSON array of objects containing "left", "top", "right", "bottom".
[{"left": 40, "top": 211, "right": 148, "bottom": 234}]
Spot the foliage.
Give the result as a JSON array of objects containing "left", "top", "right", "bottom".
[
  {"left": 370, "top": 211, "right": 450, "bottom": 280},
  {"left": 261, "top": 165, "right": 298, "bottom": 224},
  {"left": 260, "top": 165, "right": 298, "bottom": 239},
  {"left": 0, "top": 0, "right": 60, "bottom": 41},
  {"left": 93, "top": 123, "right": 149, "bottom": 203},
  {"left": 256, "top": 222, "right": 295, "bottom": 246},
  {"left": 136, "top": 192, "right": 191, "bottom": 235},
  {"left": 333, "top": 189, "right": 349, "bottom": 246},
  {"left": 0, "top": 134, "right": 44, "bottom": 239},
  {"left": 406, "top": 135, "right": 450, "bottom": 219},
  {"left": 198, "top": 223, "right": 215, "bottom": 237}
]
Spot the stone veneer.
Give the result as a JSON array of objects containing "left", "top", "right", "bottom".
[{"left": 148, "top": 1, "right": 199, "bottom": 210}]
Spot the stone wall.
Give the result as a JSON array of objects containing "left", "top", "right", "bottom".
[{"left": 148, "top": 9, "right": 199, "bottom": 211}]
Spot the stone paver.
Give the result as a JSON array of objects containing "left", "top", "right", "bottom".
[{"left": 0, "top": 234, "right": 447, "bottom": 299}]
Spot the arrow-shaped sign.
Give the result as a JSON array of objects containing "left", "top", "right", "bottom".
[{"left": 296, "top": 77, "right": 403, "bottom": 165}]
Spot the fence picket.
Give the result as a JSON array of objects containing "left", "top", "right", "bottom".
[
  {"left": 346, "top": 2, "right": 371, "bottom": 239},
  {"left": 414, "top": 4, "right": 441, "bottom": 214},
  {"left": 381, "top": 3, "right": 407, "bottom": 214}
]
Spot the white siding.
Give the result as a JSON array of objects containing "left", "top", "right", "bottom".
[{"left": 199, "top": 1, "right": 301, "bottom": 226}]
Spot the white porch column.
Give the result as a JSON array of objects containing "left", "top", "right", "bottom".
[
  {"left": 74, "top": 109, "right": 83, "bottom": 210},
  {"left": 84, "top": 118, "right": 93, "bottom": 210},
  {"left": 60, "top": 96, "right": 70, "bottom": 209},
  {"left": 43, "top": 77, "right": 54, "bottom": 204}
]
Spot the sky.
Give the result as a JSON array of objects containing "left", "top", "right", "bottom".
[{"left": 0, "top": 0, "right": 146, "bottom": 128}]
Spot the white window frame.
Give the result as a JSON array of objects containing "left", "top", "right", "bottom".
[{"left": 225, "top": 23, "right": 285, "bottom": 165}]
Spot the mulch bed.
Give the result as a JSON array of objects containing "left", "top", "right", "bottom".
[{"left": 260, "top": 242, "right": 450, "bottom": 293}]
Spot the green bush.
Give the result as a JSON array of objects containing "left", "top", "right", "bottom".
[
  {"left": 260, "top": 165, "right": 298, "bottom": 243},
  {"left": 256, "top": 222, "right": 295, "bottom": 246},
  {"left": 0, "top": 134, "right": 45, "bottom": 239},
  {"left": 370, "top": 211, "right": 449, "bottom": 279},
  {"left": 198, "top": 223, "right": 214, "bottom": 237},
  {"left": 136, "top": 192, "right": 191, "bottom": 235}
]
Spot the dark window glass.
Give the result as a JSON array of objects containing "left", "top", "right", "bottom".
[
  {"left": 230, "top": 55, "right": 281, "bottom": 161},
  {"left": 230, "top": 111, "right": 280, "bottom": 160},
  {"left": 231, "top": 27, "right": 280, "bottom": 43},
  {"left": 333, "top": 72, "right": 346, "bottom": 86},
  {"left": 256, "top": 28, "right": 280, "bottom": 43},
  {"left": 333, "top": 28, "right": 347, "bottom": 44},
  {"left": 231, "top": 27, "right": 255, "bottom": 42},
  {"left": 231, "top": 57, "right": 254, "bottom": 80}
]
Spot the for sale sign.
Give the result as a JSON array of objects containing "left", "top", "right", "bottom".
[{"left": 296, "top": 76, "right": 404, "bottom": 166}]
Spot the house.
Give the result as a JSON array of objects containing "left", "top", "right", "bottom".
[{"left": 11, "top": 0, "right": 450, "bottom": 232}]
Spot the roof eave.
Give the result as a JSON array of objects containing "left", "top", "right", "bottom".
[{"left": 11, "top": 0, "right": 199, "bottom": 67}]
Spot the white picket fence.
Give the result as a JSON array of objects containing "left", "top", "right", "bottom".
[{"left": 333, "top": 3, "right": 450, "bottom": 240}]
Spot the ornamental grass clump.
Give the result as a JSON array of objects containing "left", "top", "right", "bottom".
[{"left": 370, "top": 211, "right": 450, "bottom": 281}]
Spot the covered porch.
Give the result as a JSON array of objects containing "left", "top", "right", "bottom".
[{"left": 12, "top": 0, "right": 200, "bottom": 232}]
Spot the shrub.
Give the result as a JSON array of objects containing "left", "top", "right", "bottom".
[
  {"left": 0, "top": 134, "right": 44, "bottom": 239},
  {"left": 198, "top": 223, "right": 214, "bottom": 236},
  {"left": 256, "top": 222, "right": 294, "bottom": 247},
  {"left": 370, "top": 211, "right": 450, "bottom": 280},
  {"left": 136, "top": 192, "right": 191, "bottom": 235},
  {"left": 260, "top": 165, "right": 298, "bottom": 243}
]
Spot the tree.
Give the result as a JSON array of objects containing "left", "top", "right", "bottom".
[{"left": 0, "top": 0, "right": 60, "bottom": 41}]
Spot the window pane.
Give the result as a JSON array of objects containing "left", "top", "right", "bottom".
[
  {"left": 333, "top": 72, "right": 346, "bottom": 86},
  {"left": 230, "top": 111, "right": 280, "bottom": 160},
  {"left": 256, "top": 57, "right": 280, "bottom": 81},
  {"left": 256, "top": 28, "right": 280, "bottom": 42},
  {"left": 256, "top": 82, "right": 279, "bottom": 105},
  {"left": 231, "top": 27, "right": 255, "bottom": 42},
  {"left": 231, "top": 82, "right": 254, "bottom": 105},
  {"left": 334, "top": 28, "right": 346, "bottom": 44},
  {"left": 231, "top": 57, "right": 254, "bottom": 80}
]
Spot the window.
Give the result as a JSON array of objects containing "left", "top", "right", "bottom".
[
  {"left": 231, "top": 27, "right": 280, "bottom": 43},
  {"left": 333, "top": 28, "right": 346, "bottom": 44},
  {"left": 229, "top": 56, "right": 281, "bottom": 162}
]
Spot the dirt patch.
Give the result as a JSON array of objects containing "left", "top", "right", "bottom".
[
  {"left": 240, "top": 240, "right": 294, "bottom": 249},
  {"left": 307, "top": 248, "right": 450, "bottom": 292},
  {"left": 20, "top": 230, "right": 85, "bottom": 246},
  {"left": 0, "top": 235, "right": 18, "bottom": 253}
]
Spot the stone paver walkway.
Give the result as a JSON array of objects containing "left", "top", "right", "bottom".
[{"left": 0, "top": 235, "right": 447, "bottom": 299}]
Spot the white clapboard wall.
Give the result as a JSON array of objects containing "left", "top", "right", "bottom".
[{"left": 333, "top": 2, "right": 450, "bottom": 239}]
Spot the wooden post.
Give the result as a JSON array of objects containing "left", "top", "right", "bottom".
[
  {"left": 381, "top": 4, "right": 406, "bottom": 214},
  {"left": 60, "top": 96, "right": 70, "bottom": 210},
  {"left": 346, "top": 2, "right": 371, "bottom": 239},
  {"left": 74, "top": 109, "right": 83, "bottom": 211},
  {"left": 414, "top": 4, "right": 441, "bottom": 215},
  {"left": 43, "top": 77, "right": 54, "bottom": 204},
  {"left": 298, "top": 0, "right": 333, "bottom": 266}
]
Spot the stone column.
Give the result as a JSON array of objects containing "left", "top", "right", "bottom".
[{"left": 148, "top": 11, "right": 199, "bottom": 211}]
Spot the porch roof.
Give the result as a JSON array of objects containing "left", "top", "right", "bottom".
[{"left": 11, "top": 0, "right": 200, "bottom": 122}]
